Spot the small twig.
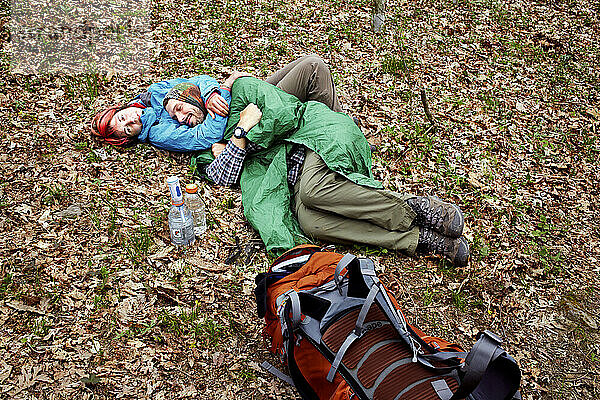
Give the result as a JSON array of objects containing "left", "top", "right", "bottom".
[
  {"left": 176, "top": 367, "right": 195, "bottom": 378},
  {"left": 225, "top": 236, "right": 243, "bottom": 265},
  {"left": 187, "top": 257, "right": 228, "bottom": 272},
  {"left": 5, "top": 301, "right": 52, "bottom": 317},
  {"left": 420, "top": 88, "right": 436, "bottom": 128},
  {"left": 155, "top": 289, "right": 191, "bottom": 308},
  {"left": 413, "top": 304, "right": 445, "bottom": 310},
  {"left": 423, "top": 125, "right": 436, "bottom": 136},
  {"left": 457, "top": 276, "right": 470, "bottom": 293},
  {"left": 443, "top": 114, "right": 466, "bottom": 124}
]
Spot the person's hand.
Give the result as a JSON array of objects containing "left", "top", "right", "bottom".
[
  {"left": 206, "top": 93, "right": 229, "bottom": 119},
  {"left": 212, "top": 142, "right": 227, "bottom": 158},
  {"left": 223, "top": 71, "right": 252, "bottom": 89},
  {"left": 238, "top": 103, "right": 262, "bottom": 131}
]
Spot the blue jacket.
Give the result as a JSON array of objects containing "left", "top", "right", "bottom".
[{"left": 136, "top": 75, "right": 231, "bottom": 152}]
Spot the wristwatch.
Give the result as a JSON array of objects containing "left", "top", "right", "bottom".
[{"left": 233, "top": 127, "right": 247, "bottom": 139}]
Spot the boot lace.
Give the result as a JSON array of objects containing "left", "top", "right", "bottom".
[
  {"left": 412, "top": 197, "right": 447, "bottom": 232},
  {"left": 418, "top": 227, "right": 448, "bottom": 255}
]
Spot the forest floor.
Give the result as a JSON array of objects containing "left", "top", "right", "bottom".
[{"left": 0, "top": 0, "right": 599, "bottom": 398}]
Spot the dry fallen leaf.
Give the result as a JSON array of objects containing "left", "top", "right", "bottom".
[{"left": 0, "top": 361, "right": 13, "bottom": 385}]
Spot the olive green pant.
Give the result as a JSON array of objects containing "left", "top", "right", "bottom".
[
  {"left": 266, "top": 55, "right": 342, "bottom": 113},
  {"left": 293, "top": 150, "right": 420, "bottom": 254}
]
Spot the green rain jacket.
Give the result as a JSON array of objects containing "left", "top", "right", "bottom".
[{"left": 192, "top": 77, "right": 382, "bottom": 254}]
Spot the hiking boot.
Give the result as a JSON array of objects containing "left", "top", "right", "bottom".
[
  {"left": 416, "top": 227, "right": 470, "bottom": 267},
  {"left": 407, "top": 196, "right": 464, "bottom": 238}
]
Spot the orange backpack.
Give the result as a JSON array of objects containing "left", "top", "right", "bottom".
[{"left": 254, "top": 245, "right": 521, "bottom": 400}]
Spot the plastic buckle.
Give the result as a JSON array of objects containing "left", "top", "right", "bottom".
[{"left": 479, "top": 330, "right": 503, "bottom": 346}]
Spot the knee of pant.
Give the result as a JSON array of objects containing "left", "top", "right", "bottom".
[
  {"left": 296, "top": 206, "right": 321, "bottom": 238},
  {"left": 304, "top": 54, "right": 322, "bottom": 63},
  {"left": 297, "top": 180, "right": 319, "bottom": 209},
  {"left": 303, "top": 55, "right": 328, "bottom": 72}
]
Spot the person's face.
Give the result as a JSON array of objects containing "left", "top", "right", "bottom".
[
  {"left": 165, "top": 99, "right": 205, "bottom": 127},
  {"left": 110, "top": 107, "right": 143, "bottom": 138}
]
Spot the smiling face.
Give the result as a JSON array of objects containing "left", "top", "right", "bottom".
[
  {"left": 109, "top": 106, "right": 143, "bottom": 138},
  {"left": 164, "top": 99, "right": 206, "bottom": 127}
]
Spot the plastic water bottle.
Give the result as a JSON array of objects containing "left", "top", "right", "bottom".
[
  {"left": 185, "top": 183, "right": 207, "bottom": 237},
  {"left": 166, "top": 176, "right": 195, "bottom": 246}
]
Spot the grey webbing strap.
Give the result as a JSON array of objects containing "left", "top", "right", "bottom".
[
  {"left": 354, "top": 284, "right": 380, "bottom": 335},
  {"left": 326, "top": 331, "right": 359, "bottom": 382},
  {"left": 422, "top": 351, "right": 467, "bottom": 362},
  {"left": 376, "top": 288, "right": 440, "bottom": 370},
  {"left": 260, "top": 361, "right": 294, "bottom": 386},
  {"left": 287, "top": 290, "right": 302, "bottom": 329},
  {"left": 377, "top": 288, "right": 418, "bottom": 359},
  {"left": 378, "top": 287, "right": 407, "bottom": 331},
  {"left": 360, "top": 258, "right": 376, "bottom": 276},
  {"left": 334, "top": 254, "right": 357, "bottom": 293},
  {"left": 278, "top": 289, "right": 302, "bottom": 331},
  {"left": 361, "top": 267, "right": 376, "bottom": 276},
  {"left": 431, "top": 379, "right": 453, "bottom": 400}
]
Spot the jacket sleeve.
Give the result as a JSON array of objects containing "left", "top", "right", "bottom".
[
  {"left": 189, "top": 75, "right": 221, "bottom": 103},
  {"left": 147, "top": 88, "right": 231, "bottom": 152}
]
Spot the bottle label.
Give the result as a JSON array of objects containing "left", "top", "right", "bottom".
[
  {"left": 169, "top": 212, "right": 195, "bottom": 245},
  {"left": 183, "top": 223, "right": 195, "bottom": 244}
]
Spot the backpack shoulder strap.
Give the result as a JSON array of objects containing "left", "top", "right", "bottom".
[
  {"left": 451, "top": 330, "right": 508, "bottom": 400},
  {"left": 463, "top": 331, "right": 504, "bottom": 387}
]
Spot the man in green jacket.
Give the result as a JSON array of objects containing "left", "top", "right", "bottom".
[{"left": 198, "top": 77, "right": 470, "bottom": 267}]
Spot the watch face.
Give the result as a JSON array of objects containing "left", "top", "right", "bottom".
[{"left": 234, "top": 127, "right": 246, "bottom": 138}]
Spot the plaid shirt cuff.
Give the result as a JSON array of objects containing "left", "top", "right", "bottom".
[{"left": 206, "top": 141, "right": 247, "bottom": 186}]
